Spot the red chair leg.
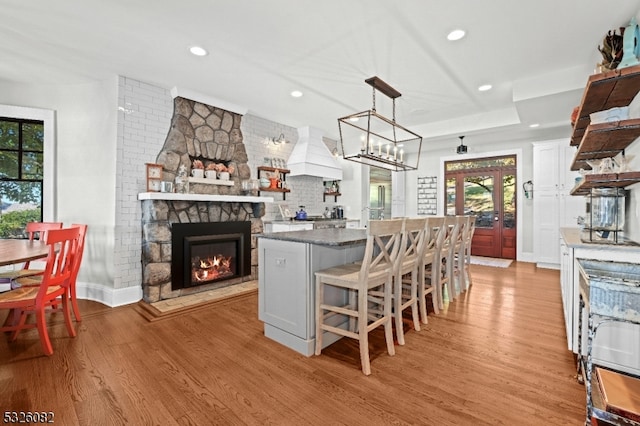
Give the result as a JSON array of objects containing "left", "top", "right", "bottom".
[
  {"left": 35, "top": 308, "right": 53, "bottom": 356},
  {"left": 70, "top": 287, "right": 82, "bottom": 322},
  {"left": 62, "top": 296, "right": 76, "bottom": 338}
]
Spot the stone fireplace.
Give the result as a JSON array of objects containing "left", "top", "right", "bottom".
[{"left": 140, "top": 95, "right": 267, "bottom": 303}]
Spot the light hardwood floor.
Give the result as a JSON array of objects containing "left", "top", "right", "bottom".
[{"left": 1, "top": 262, "right": 586, "bottom": 425}]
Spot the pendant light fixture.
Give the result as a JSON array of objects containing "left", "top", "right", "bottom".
[
  {"left": 456, "top": 135, "right": 467, "bottom": 154},
  {"left": 337, "top": 76, "right": 422, "bottom": 171}
]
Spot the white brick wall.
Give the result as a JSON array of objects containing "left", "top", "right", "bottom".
[
  {"left": 115, "top": 77, "right": 172, "bottom": 289},
  {"left": 241, "top": 114, "right": 340, "bottom": 219},
  {"left": 417, "top": 176, "right": 437, "bottom": 215}
]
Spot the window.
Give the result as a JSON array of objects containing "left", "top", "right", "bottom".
[{"left": 0, "top": 117, "right": 45, "bottom": 238}]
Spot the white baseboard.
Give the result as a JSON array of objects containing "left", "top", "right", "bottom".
[{"left": 76, "top": 281, "right": 142, "bottom": 307}]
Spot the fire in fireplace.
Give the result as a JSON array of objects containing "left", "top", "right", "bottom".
[{"left": 171, "top": 222, "right": 251, "bottom": 290}]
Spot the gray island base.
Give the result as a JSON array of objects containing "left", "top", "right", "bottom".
[{"left": 258, "top": 228, "right": 367, "bottom": 356}]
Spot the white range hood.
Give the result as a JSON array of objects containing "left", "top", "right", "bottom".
[{"left": 287, "top": 126, "right": 343, "bottom": 180}]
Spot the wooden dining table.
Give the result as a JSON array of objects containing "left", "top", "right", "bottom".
[{"left": 0, "top": 239, "right": 49, "bottom": 267}]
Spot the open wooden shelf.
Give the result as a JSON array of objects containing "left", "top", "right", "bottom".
[
  {"left": 570, "top": 171, "right": 640, "bottom": 195},
  {"left": 257, "top": 166, "right": 290, "bottom": 200},
  {"left": 571, "top": 64, "right": 640, "bottom": 147},
  {"left": 323, "top": 191, "right": 341, "bottom": 202},
  {"left": 571, "top": 118, "right": 640, "bottom": 170}
]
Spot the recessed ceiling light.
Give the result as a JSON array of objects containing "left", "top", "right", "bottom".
[
  {"left": 290, "top": 90, "right": 303, "bottom": 98},
  {"left": 529, "top": 123, "right": 540, "bottom": 128},
  {"left": 189, "top": 46, "right": 208, "bottom": 56},
  {"left": 447, "top": 29, "right": 466, "bottom": 41},
  {"left": 478, "top": 84, "right": 492, "bottom": 92}
]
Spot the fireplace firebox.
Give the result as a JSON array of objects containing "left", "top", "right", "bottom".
[{"left": 171, "top": 222, "right": 251, "bottom": 291}]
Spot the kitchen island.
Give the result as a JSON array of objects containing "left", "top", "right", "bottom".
[{"left": 257, "top": 228, "right": 367, "bottom": 356}]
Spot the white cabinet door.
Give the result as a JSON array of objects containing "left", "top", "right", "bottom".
[
  {"left": 532, "top": 141, "right": 584, "bottom": 267},
  {"left": 533, "top": 141, "right": 560, "bottom": 192},
  {"left": 533, "top": 190, "right": 560, "bottom": 265},
  {"left": 258, "top": 239, "right": 309, "bottom": 337},
  {"left": 345, "top": 220, "right": 360, "bottom": 229}
]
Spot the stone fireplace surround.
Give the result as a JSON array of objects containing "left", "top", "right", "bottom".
[{"left": 140, "top": 96, "right": 270, "bottom": 303}]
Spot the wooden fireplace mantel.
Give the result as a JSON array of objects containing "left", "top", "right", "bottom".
[{"left": 138, "top": 192, "right": 274, "bottom": 203}]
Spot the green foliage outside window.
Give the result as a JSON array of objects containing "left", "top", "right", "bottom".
[{"left": 0, "top": 118, "right": 44, "bottom": 238}]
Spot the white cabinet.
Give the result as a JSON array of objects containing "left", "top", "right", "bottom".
[
  {"left": 560, "top": 229, "right": 640, "bottom": 376},
  {"left": 345, "top": 219, "right": 360, "bottom": 229},
  {"left": 533, "top": 141, "right": 584, "bottom": 267}
]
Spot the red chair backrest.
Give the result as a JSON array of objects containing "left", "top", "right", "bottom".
[
  {"left": 25, "top": 222, "right": 63, "bottom": 241},
  {"left": 37, "top": 227, "right": 81, "bottom": 302},
  {"left": 69, "top": 224, "right": 87, "bottom": 282}
]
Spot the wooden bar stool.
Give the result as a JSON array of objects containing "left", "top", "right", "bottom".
[
  {"left": 418, "top": 216, "right": 443, "bottom": 322},
  {"left": 314, "top": 219, "right": 404, "bottom": 375},
  {"left": 394, "top": 217, "right": 425, "bottom": 345}
]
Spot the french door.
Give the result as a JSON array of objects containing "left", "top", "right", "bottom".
[{"left": 445, "top": 156, "right": 516, "bottom": 259}]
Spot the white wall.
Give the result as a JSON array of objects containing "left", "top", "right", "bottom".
[{"left": 0, "top": 78, "right": 119, "bottom": 292}]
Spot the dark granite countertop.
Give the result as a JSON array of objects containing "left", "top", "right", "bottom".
[{"left": 257, "top": 228, "right": 367, "bottom": 246}]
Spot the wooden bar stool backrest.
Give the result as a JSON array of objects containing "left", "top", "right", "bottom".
[{"left": 362, "top": 219, "right": 404, "bottom": 280}]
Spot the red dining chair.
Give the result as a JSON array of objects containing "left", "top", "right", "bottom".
[
  {"left": 0, "top": 222, "right": 63, "bottom": 283},
  {"left": 13, "top": 224, "right": 88, "bottom": 322},
  {"left": 0, "top": 227, "right": 81, "bottom": 356}
]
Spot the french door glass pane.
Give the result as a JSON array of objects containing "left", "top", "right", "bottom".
[
  {"left": 503, "top": 174, "right": 515, "bottom": 229},
  {"left": 464, "top": 175, "right": 494, "bottom": 228},
  {"left": 446, "top": 177, "right": 456, "bottom": 215}
]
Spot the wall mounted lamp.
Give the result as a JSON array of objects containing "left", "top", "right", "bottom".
[
  {"left": 263, "top": 133, "right": 289, "bottom": 146},
  {"left": 456, "top": 135, "right": 468, "bottom": 154}
]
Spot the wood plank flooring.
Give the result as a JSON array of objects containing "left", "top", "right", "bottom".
[{"left": 0, "top": 262, "right": 586, "bottom": 425}]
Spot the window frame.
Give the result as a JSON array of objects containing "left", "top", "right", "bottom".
[{"left": 0, "top": 105, "right": 55, "bottom": 222}]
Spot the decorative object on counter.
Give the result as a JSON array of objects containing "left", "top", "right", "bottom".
[
  {"left": 589, "top": 106, "right": 629, "bottom": 124},
  {"left": 278, "top": 203, "right": 294, "bottom": 219},
  {"left": 338, "top": 76, "right": 422, "bottom": 172},
  {"left": 241, "top": 179, "right": 258, "bottom": 195},
  {"left": 598, "top": 27, "right": 624, "bottom": 70},
  {"left": 295, "top": 206, "right": 307, "bottom": 220},
  {"left": 160, "top": 181, "right": 174, "bottom": 193},
  {"left": 191, "top": 159, "right": 204, "bottom": 178},
  {"left": 619, "top": 17, "right": 640, "bottom": 68},
  {"left": 271, "top": 158, "right": 286, "bottom": 169},
  {"left": 259, "top": 177, "right": 271, "bottom": 188}
]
